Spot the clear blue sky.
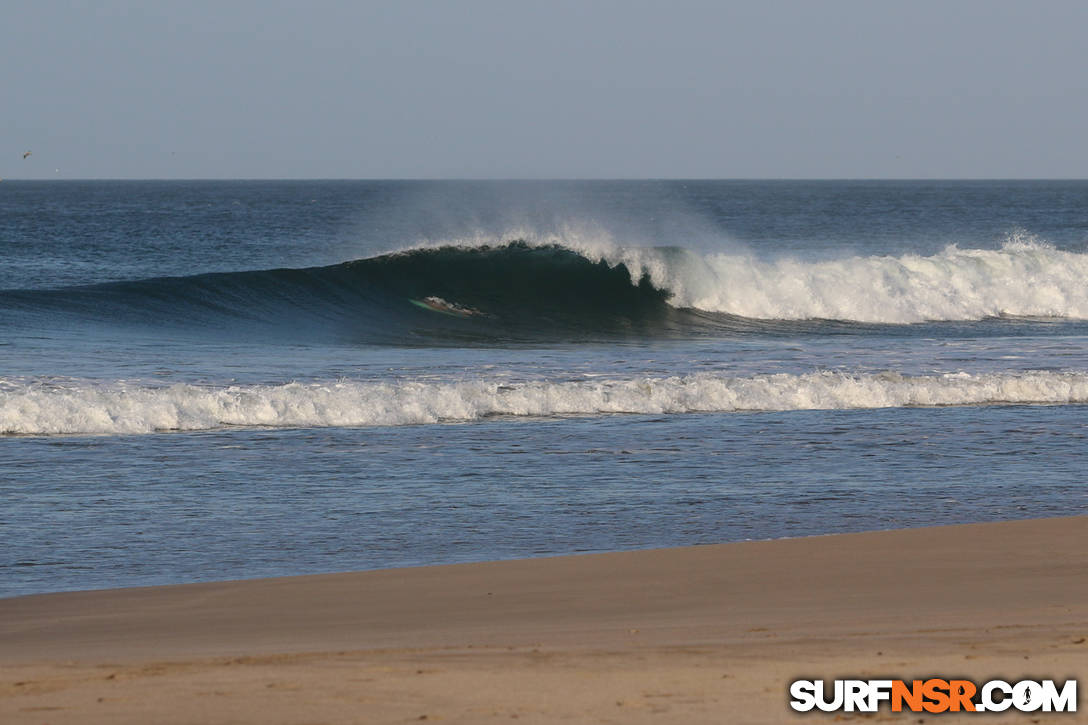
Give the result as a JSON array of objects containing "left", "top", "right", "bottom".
[{"left": 5, "top": 0, "right": 1087, "bottom": 179}]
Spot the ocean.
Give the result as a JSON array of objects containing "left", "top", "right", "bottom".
[{"left": 2, "top": 180, "right": 1087, "bottom": 598}]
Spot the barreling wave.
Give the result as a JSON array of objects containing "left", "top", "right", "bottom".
[
  {"left": 4, "top": 236, "right": 1088, "bottom": 343},
  {"left": 3, "top": 370, "right": 1088, "bottom": 436}
]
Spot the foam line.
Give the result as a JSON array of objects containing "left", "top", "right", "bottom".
[{"left": 3, "top": 370, "right": 1087, "bottom": 436}]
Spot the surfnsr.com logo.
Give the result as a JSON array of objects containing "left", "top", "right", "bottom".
[{"left": 789, "top": 678, "right": 1077, "bottom": 713}]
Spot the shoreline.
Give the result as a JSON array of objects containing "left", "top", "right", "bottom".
[
  {"left": 1, "top": 512, "right": 1067, "bottom": 602},
  {"left": 3, "top": 516, "right": 1086, "bottom": 723},
  {"left": 0, "top": 520, "right": 1019, "bottom": 603}
]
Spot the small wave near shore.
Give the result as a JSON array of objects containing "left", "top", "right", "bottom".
[{"left": 4, "top": 369, "right": 1088, "bottom": 436}]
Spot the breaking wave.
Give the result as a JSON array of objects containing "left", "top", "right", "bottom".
[
  {"left": 4, "top": 236, "right": 1088, "bottom": 343},
  {"left": 4, "top": 370, "right": 1088, "bottom": 436}
]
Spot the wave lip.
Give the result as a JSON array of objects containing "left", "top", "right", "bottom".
[{"left": 4, "top": 370, "right": 1088, "bottom": 436}]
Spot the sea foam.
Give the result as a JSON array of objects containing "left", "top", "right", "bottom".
[
  {"left": 3, "top": 370, "right": 1087, "bottom": 436},
  {"left": 665, "top": 243, "right": 1088, "bottom": 323}
]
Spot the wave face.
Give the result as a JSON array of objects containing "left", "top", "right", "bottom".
[
  {"left": 1, "top": 242, "right": 681, "bottom": 343},
  {"left": 4, "top": 370, "right": 1088, "bottom": 436},
  {"left": 5, "top": 238, "right": 1088, "bottom": 344}
]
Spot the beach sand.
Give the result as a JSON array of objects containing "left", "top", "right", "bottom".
[{"left": 2, "top": 516, "right": 1085, "bottom": 723}]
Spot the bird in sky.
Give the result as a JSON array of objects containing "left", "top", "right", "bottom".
[{"left": 23, "top": 151, "right": 32, "bottom": 159}]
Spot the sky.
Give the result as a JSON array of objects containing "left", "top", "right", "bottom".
[{"left": 4, "top": 0, "right": 1087, "bottom": 179}]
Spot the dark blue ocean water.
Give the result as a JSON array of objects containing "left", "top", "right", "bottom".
[{"left": 3, "top": 180, "right": 1088, "bottom": 597}]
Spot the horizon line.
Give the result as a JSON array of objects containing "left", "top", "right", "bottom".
[{"left": 3, "top": 176, "right": 1087, "bottom": 183}]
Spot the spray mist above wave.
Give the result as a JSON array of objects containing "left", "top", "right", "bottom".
[{"left": 4, "top": 370, "right": 1088, "bottom": 436}]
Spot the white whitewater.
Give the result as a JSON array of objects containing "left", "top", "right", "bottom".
[{"left": 4, "top": 370, "right": 1088, "bottom": 436}]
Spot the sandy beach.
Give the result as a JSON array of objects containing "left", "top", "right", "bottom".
[{"left": 2, "top": 516, "right": 1085, "bottom": 724}]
